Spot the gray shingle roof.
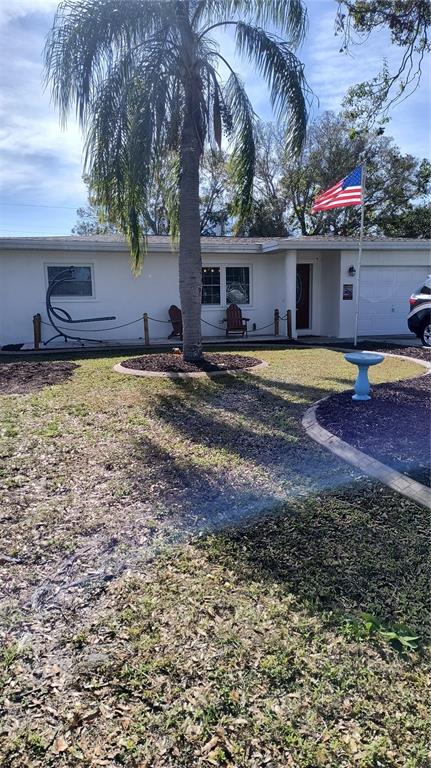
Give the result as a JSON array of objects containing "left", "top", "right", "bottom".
[{"left": 1, "top": 233, "right": 430, "bottom": 243}]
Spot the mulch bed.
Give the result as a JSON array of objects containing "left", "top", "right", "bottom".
[
  {"left": 378, "top": 345, "right": 431, "bottom": 361},
  {"left": 120, "top": 352, "right": 263, "bottom": 373},
  {"left": 329, "top": 341, "right": 431, "bottom": 362},
  {"left": 0, "top": 361, "right": 78, "bottom": 395},
  {"left": 317, "top": 372, "right": 431, "bottom": 486}
]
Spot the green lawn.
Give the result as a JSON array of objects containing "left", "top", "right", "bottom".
[{"left": 0, "top": 348, "right": 429, "bottom": 767}]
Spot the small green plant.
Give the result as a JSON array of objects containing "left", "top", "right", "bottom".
[
  {"left": 38, "top": 420, "right": 60, "bottom": 438},
  {"left": 2, "top": 425, "right": 19, "bottom": 438},
  {"left": 71, "top": 631, "right": 89, "bottom": 649},
  {"left": 25, "top": 730, "right": 47, "bottom": 757},
  {"left": 1, "top": 642, "right": 23, "bottom": 670},
  {"left": 342, "top": 613, "right": 421, "bottom": 652}
]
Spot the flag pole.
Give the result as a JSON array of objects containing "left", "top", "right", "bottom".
[{"left": 353, "top": 161, "right": 367, "bottom": 347}]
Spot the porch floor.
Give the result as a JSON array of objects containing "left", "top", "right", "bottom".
[
  {"left": 1, "top": 333, "right": 422, "bottom": 356},
  {"left": 5, "top": 333, "right": 291, "bottom": 355}
]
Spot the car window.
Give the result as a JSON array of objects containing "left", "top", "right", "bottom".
[{"left": 414, "top": 277, "right": 431, "bottom": 295}]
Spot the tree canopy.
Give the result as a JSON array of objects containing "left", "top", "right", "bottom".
[
  {"left": 47, "top": 0, "right": 310, "bottom": 359},
  {"left": 241, "top": 112, "right": 430, "bottom": 238},
  {"left": 336, "top": 1, "right": 430, "bottom": 128},
  {"left": 73, "top": 151, "right": 231, "bottom": 236},
  {"left": 46, "top": 0, "right": 309, "bottom": 268},
  {"left": 73, "top": 112, "right": 430, "bottom": 240}
]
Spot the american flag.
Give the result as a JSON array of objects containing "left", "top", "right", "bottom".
[{"left": 311, "top": 166, "right": 363, "bottom": 213}]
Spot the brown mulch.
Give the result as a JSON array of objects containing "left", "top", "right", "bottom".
[
  {"left": 362, "top": 343, "right": 431, "bottom": 361},
  {"left": 329, "top": 341, "right": 431, "bottom": 361},
  {"left": 120, "top": 352, "right": 263, "bottom": 373},
  {"left": 317, "top": 373, "right": 431, "bottom": 487},
  {"left": 0, "top": 361, "right": 78, "bottom": 395}
]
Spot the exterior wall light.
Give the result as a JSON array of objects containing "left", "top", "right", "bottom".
[{"left": 348, "top": 265, "right": 357, "bottom": 276}]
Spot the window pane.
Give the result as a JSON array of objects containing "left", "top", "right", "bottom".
[
  {"left": 47, "top": 265, "right": 93, "bottom": 297},
  {"left": 202, "top": 267, "right": 220, "bottom": 304},
  {"left": 226, "top": 267, "right": 250, "bottom": 305}
]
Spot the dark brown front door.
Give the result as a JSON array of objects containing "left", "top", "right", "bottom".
[{"left": 296, "top": 263, "right": 311, "bottom": 330}]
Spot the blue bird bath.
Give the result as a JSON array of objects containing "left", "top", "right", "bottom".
[{"left": 344, "top": 351, "right": 385, "bottom": 401}]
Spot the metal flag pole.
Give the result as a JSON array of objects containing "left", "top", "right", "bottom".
[{"left": 353, "top": 161, "right": 367, "bottom": 347}]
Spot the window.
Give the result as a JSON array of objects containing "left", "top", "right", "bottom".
[
  {"left": 202, "top": 265, "right": 251, "bottom": 306},
  {"left": 226, "top": 266, "right": 250, "bottom": 305},
  {"left": 47, "top": 265, "right": 93, "bottom": 297},
  {"left": 202, "top": 267, "right": 220, "bottom": 305}
]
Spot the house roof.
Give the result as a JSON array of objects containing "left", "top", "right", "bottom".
[{"left": 0, "top": 233, "right": 429, "bottom": 253}]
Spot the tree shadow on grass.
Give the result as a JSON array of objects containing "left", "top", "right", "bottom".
[
  {"left": 203, "top": 482, "right": 431, "bottom": 640},
  {"left": 129, "top": 371, "right": 358, "bottom": 529},
  {"left": 128, "top": 369, "right": 430, "bottom": 639}
]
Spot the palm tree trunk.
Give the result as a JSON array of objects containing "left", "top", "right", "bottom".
[{"left": 179, "top": 80, "right": 203, "bottom": 362}]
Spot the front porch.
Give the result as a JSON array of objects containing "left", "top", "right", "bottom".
[
  {"left": 8, "top": 332, "right": 292, "bottom": 355},
  {"left": 1, "top": 332, "right": 422, "bottom": 357}
]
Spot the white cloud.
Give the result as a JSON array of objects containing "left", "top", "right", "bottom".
[
  {"left": 0, "top": 1, "right": 58, "bottom": 27},
  {"left": 0, "top": 7, "right": 86, "bottom": 206}
]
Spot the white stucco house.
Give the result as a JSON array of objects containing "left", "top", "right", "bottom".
[{"left": 0, "top": 234, "right": 430, "bottom": 348}]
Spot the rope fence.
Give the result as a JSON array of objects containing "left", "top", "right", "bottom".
[
  {"left": 40, "top": 317, "right": 144, "bottom": 332},
  {"left": 32, "top": 308, "right": 293, "bottom": 349}
]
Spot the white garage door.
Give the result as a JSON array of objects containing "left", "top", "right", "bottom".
[{"left": 358, "top": 266, "right": 429, "bottom": 336}]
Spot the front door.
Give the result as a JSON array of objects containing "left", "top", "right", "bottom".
[{"left": 296, "top": 263, "right": 311, "bottom": 330}]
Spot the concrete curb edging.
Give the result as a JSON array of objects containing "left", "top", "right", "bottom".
[
  {"left": 113, "top": 359, "right": 268, "bottom": 379},
  {"left": 302, "top": 353, "right": 431, "bottom": 509}
]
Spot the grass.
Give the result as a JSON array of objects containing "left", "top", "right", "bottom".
[{"left": 0, "top": 347, "right": 429, "bottom": 767}]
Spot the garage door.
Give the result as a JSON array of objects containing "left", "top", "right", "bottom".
[{"left": 358, "top": 266, "right": 429, "bottom": 336}]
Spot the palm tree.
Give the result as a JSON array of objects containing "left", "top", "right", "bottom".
[{"left": 45, "top": 0, "right": 309, "bottom": 361}]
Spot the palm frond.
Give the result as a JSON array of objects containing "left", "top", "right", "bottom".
[
  {"left": 235, "top": 22, "right": 308, "bottom": 155},
  {"left": 199, "top": 60, "right": 226, "bottom": 151},
  {"left": 223, "top": 72, "right": 256, "bottom": 230},
  {"left": 193, "top": 0, "right": 307, "bottom": 47},
  {"left": 84, "top": 45, "right": 178, "bottom": 270},
  {"left": 237, "top": 0, "right": 307, "bottom": 46},
  {"left": 44, "top": 0, "right": 173, "bottom": 126},
  {"left": 164, "top": 153, "right": 181, "bottom": 245}
]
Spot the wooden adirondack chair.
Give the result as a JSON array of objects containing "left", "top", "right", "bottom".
[
  {"left": 224, "top": 303, "right": 249, "bottom": 337},
  {"left": 168, "top": 305, "right": 183, "bottom": 339}
]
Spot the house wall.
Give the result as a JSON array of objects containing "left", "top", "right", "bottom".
[
  {"left": 0, "top": 247, "right": 286, "bottom": 346},
  {"left": 1, "top": 242, "right": 429, "bottom": 347},
  {"left": 320, "top": 251, "right": 341, "bottom": 337},
  {"left": 198, "top": 251, "right": 286, "bottom": 336}
]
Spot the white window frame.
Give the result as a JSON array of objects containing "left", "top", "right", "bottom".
[
  {"left": 201, "top": 265, "right": 222, "bottom": 307},
  {"left": 202, "top": 264, "right": 253, "bottom": 309},
  {"left": 44, "top": 262, "right": 96, "bottom": 302}
]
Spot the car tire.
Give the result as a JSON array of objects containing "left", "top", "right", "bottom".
[{"left": 420, "top": 320, "right": 431, "bottom": 347}]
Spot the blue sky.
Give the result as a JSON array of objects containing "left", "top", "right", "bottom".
[{"left": 0, "top": 0, "right": 429, "bottom": 237}]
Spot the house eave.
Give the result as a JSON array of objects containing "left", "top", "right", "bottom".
[
  {"left": 0, "top": 237, "right": 271, "bottom": 254},
  {"left": 0, "top": 236, "right": 429, "bottom": 254}
]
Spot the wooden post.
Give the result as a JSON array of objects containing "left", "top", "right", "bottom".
[
  {"left": 143, "top": 313, "right": 150, "bottom": 346},
  {"left": 274, "top": 308, "right": 279, "bottom": 336},
  {"left": 33, "top": 313, "right": 41, "bottom": 350},
  {"left": 287, "top": 309, "right": 292, "bottom": 340}
]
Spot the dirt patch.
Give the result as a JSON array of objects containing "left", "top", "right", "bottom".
[
  {"left": 0, "top": 361, "right": 78, "bottom": 395},
  {"left": 120, "top": 352, "right": 263, "bottom": 373},
  {"left": 317, "top": 374, "right": 431, "bottom": 486}
]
